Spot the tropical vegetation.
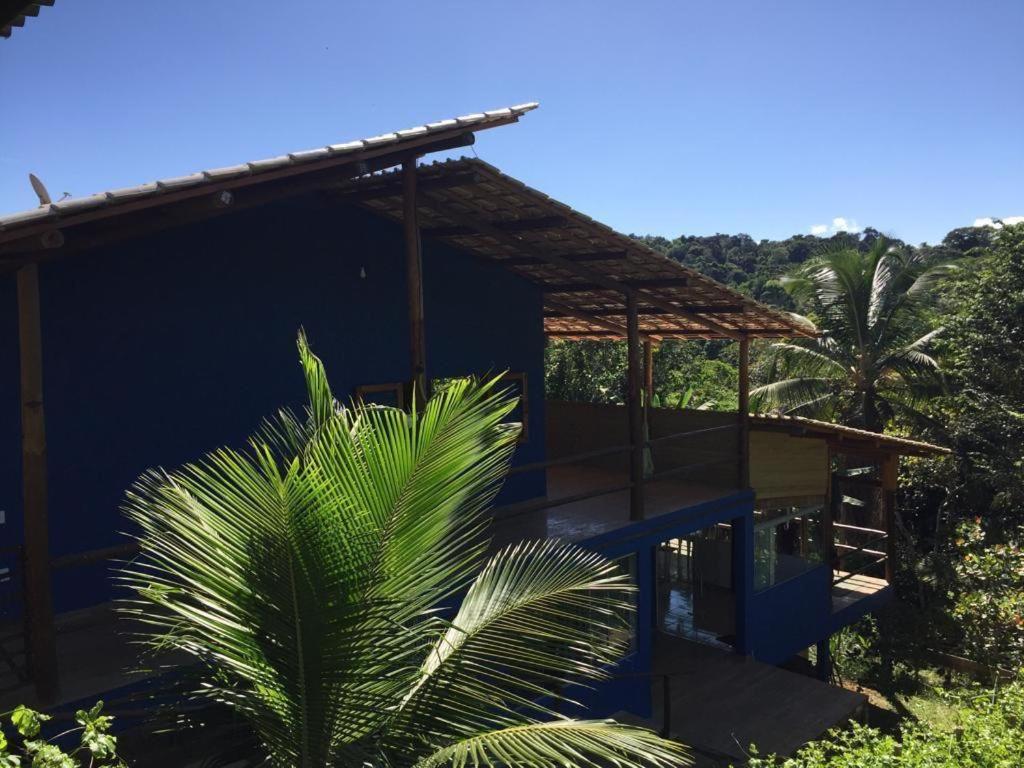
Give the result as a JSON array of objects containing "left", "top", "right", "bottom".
[
  {"left": 120, "top": 335, "right": 686, "bottom": 768},
  {"left": 0, "top": 701, "right": 122, "bottom": 768},
  {"left": 749, "top": 236, "right": 953, "bottom": 430},
  {"left": 743, "top": 673, "right": 1024, "bottom": 768},
  {"left": 545, "top": 221, "right": 1024, "bottom": 763}
]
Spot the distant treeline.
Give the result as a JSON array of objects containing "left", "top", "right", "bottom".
[{"left": 632, "top": 225, "right": 994, "bottom": 307}]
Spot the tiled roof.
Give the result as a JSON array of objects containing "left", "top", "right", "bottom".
[
  {"left": 0, "top": 103, "right": 538, "bottom": 233},
  {"left": 750, "top": 413, "right": 949, "bottom": 456},
  {"left": 352, "top": 158, "right": 816, "bottom": 340}
]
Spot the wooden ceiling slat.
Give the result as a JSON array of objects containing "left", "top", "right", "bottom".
[{"left": 417, "top": 189, "right": 746, "bottom": 340}]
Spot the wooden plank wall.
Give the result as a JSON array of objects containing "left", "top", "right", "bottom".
[
  {"left": 647, "top": 407, "right": 738, "bottom": 487},
  {"left": 750, "top": 430, "right": 829, "bottom": 500},
  {"left": 546, "top": 401, "right": 630, "bottom": 472}
]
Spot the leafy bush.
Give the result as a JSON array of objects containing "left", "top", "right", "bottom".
[
  {"left": 744, "top": 675, "right": 1024, "bottom": 767},
  {"left": 0, "top": 701, "right": 122, "bottom": 767},
  {"left": 950, "top": 519, "right": 1024, "bottom": 671}
]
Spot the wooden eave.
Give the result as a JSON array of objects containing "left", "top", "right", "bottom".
[
  {"left": 749, "top": 413, "right": 949, "bottom": 458},
  {"left": 0, "top": 105, "right": 538, "bottom": 272}
]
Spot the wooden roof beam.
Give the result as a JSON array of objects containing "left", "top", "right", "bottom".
[
  {"left": 500, "top": 249, "right": 628, "bottom": 267},
  {"left": 424, "top": 215, "right": 567, "bottom": 238},
  {"left": 542, "top": 277, "right": 689, "bottom": 292},
  {"left": 332, "top": 171, "right": 482, "bottom": 202},
  {"left": 546, "top": 303, "right": 746, "bottom": 316},
  {"left": 417, "top": 192, "right": 744, "bottom": 340},
  {"left": 547, "top": 330, "right": 719, "bottom": 339},
  {"left": 544, "top": 297, "right": 660, "bottom": 341}
]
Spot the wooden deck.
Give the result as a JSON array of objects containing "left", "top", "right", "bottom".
[
  {"left": 544, "top": 464, "right": 734, "bottom": 542},
  {"left": 619, "top": 634, "right": 866, "bottom": 765},
  {"left": 832, "top": 571, "right": 889, "bottom": 614},
  {"left": 0, "top": 604, "right": 179, "bottom": 710}
]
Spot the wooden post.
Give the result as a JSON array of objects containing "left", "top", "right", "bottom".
[
  {"left": 17, "top": 263, "right": 58, "bottom": 704},
  {"left": 643, "top": 340, "right": 654, "bottom": 407},
  {"left": 626, "top": 295, "right": 644, "bottom": 521},
  {"left": 737, "top": 336, "right": 750, "bottom": 489},
  {"left": 403, "top": 157, "right": 426, "bottom": 407},
  {"left": 880, "top": 454, "right": 899, "bottom": 583}
]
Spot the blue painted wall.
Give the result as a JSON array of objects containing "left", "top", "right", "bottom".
[
  {"left": 422, "top": 239, "right": 546, "bottom": 503},
  {"left": 572, "top": 491, "right": 755, "bottom": 719},
  {"left": 747, "top": 564, "right": 832, "bottom": 665},
  {"left": 0, "top": 196, "right": 546, "bottom": 612}
]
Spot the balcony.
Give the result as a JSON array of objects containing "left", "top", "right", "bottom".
[{"left": 492, "top": 401, "right": 743, "bottom": 547}]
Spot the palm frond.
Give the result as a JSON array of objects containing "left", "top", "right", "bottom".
[
  {"left": 387, "top": 539, "right": 636, "bottom": 754},
  {"left": 750, "top": 377, "right": 835, "bottom": 418},
  {"left": 762, "top": 342, "right": 848, "bottom": 380},
  {"left": 413, "top": 720, "right": 689, "bottom": 768},
  {"left": 906, "top": 262, "right": 959, "bottom": 301},
  {"left": 120, "top": 344, "right": 522, "bottom": 766}
]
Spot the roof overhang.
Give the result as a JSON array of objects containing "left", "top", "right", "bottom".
[
  {"left": 351, "top": 159, "right": 816, "bottom": 340},
  {"left": 750, "top": 413, "right": 949, "bottom": 457},
  {"left": 1, "top": 0, "right": 54, "bottom": 38},
  {"left": 0, "top": 104, "right": 538, "bottom": 270}
]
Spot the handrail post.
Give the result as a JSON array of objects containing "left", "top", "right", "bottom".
[{"left": 626, "top": 294, "right": 644, "bottom": 521}]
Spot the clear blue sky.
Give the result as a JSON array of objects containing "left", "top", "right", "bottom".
[{"left": 2, "top": 0, "right": 1021, "bottom": 244}]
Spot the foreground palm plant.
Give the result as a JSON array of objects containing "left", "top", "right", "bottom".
[
  {"left": 751, "top": 237, "right": 953, "bottom": 431},
  {"left": 120, "top": 334, "right": 686, "bottom": 768}
]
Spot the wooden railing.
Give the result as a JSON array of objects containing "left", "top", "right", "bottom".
[
  {"left": 1, "top": 541, "right": 142, "bottom": 685},
  {"left": 832, "top": 522, "right": 889, "bottom": 587},
  {"left": 496, "top": 421, "right": 740, "bottom": 522}
]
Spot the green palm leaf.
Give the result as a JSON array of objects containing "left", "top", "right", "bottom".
[
  {"left": 761, "top": 237, "right": 955, "bottom": 431},
  {"left": 413, "top": 720, "right": 690, "bottom": 768},
  {"left": 120, "top": 333, "right": 684, "bottom": 767},
  {"left": 386, "top": 540, "right": 636, "bottom": 758}
]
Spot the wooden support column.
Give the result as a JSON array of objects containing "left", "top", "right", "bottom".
[
  {"left": 403, "top": 157, "right": 427, "bottom": 407},
  {"left": 643, "top": 340, "right": 654, "bottom": 407},
  {"left": 626, "top": 295, "right": 644, "bottom": 521},
  {"left": 17, "top": 263, "right": 58, "bottom": 704},
  {"left": 881, "top": 454, "right": 899, "bottom": 583},
  {"left": 737, "top": 335, "right": 750, "bottom": 489}
]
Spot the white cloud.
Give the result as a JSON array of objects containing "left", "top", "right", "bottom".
[
  {"left": 809, "top": 217, "right": 861, "bottom": 236},
  {"left": 973, "top": 216, "right": 1024, "bottom": 229}
]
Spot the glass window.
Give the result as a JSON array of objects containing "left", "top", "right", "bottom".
[{"left": 754, "top": 500, "right": 825, "bottom": 591}]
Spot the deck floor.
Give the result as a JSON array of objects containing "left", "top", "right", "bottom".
[
  {"left": 832, "top": 571, "right": 888, "bottom": 614},
  {"left": 0, "top": 604, "right": 179, "bottom": 710},
  {"left": 619, "top": 634, "right": 866, "bottom": 764},
  {"left": 495, "top": 462, "right": 737, "bottom": 548}
]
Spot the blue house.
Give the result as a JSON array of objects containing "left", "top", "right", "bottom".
[{"left": 0, "top": 104, "right": 945, "bottom": 757}]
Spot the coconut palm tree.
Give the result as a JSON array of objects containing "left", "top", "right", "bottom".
[
  {"left": 751, "top": 237, "right": 953, "bottom": 432},
  {"left": 119, "top": 334, "right": 686, "bottom": 768}
]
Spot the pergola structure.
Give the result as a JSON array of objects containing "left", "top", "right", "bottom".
[
  {"left": 344, "top": 158, "right": 814, "bottom": 519},
  {"left": 0, "top": 104, "right": 814, "bottom": 702}
]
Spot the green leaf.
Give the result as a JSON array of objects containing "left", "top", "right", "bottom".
[
  {"left": 10, "top": 708, "right": 48, "bottom": 740},
  {"left": 413, "top": 720, "right": 689, "bottom": 768}
]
